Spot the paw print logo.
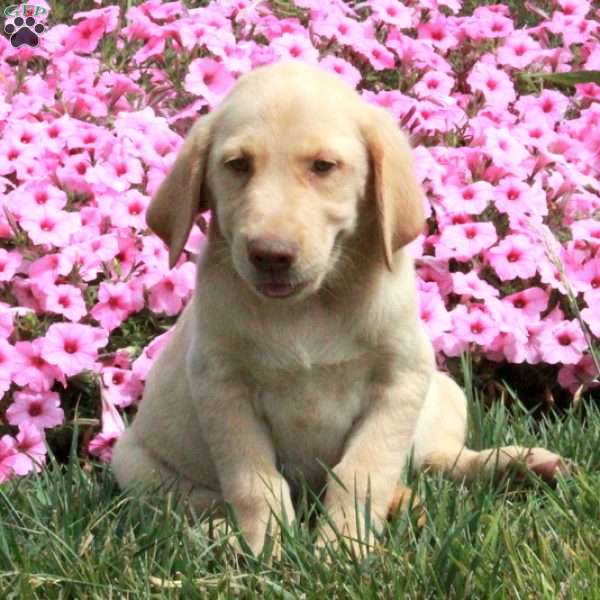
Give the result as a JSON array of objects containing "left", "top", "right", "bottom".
[{"left": 4, "top": 15, "right": 45, "bottom": 48}]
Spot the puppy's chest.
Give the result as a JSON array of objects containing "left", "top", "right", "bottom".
[{"left": 250, "top": 356, "right": 373, "bottom": 489}]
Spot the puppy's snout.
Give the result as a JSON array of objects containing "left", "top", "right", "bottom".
[{"left": 247, "top": 237, "right": 299, "bottom": 272}]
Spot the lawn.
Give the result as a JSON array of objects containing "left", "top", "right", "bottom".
[
  {"left": 2, "top": 377, "right": 599, "bottom": 599},
  {"left": 1, "top": 0, "right": 599, "bottom": 597}
]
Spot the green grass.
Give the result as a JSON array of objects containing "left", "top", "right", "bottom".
[{"left": 1, "top": 392, "right": 599, "bottom": 599}]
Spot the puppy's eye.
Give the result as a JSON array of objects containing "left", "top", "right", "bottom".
[
  {"left": 312, "top": 160, "right": 336, "bottom": 174},
  {"left": 226, "top": 157, "right": 251, "bottom": 173}
]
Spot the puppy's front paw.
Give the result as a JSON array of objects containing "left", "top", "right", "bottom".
[
  {"left": 316, "top": 512, "right": 378, "bottom": 560},
  {"left": 387, "top": 484, "right": 426, "bottom": 527},
  {"left": 522, "top": 448, "right": 571, "bottom": 482}
]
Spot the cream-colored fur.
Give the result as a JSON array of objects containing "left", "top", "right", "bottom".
[{"left": 112, "top": 62, "right": 566, "bottom": 557}]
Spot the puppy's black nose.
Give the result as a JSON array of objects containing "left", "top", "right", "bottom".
[{"left": 247, "top": 237, "right": 298, "bottom": 272}]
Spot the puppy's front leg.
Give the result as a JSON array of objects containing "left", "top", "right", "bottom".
[
  {"left": 320, "top": 362, "right": 433, "bottom": 554},
  {"left": 190, "top": 369, "right": 294, "bottom": 556}
]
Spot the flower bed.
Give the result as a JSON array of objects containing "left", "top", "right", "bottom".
[{"left": 0, "top": 0, "right": 598, "bottom": 481}]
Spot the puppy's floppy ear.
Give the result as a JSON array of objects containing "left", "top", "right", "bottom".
[
  {"left": 146, "top": 113, "right": 214, "bottom": 269},
  {"left": 362, "top": 106, "right": 425, "bottom": 271}
]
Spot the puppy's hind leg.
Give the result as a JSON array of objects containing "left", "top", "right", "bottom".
[
  {"left": 112, "top": 428, "right": 223, "bottom": 514},
  {"left": 412, "top": 373, "right": 568, "bottom": 483}
]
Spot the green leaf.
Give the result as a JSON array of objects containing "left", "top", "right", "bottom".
[{"left": 520, "top": 70, "right": 600, "bottom": 87}]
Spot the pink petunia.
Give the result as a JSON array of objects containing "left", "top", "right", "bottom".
[
  {"left": 487, "top": 234, "right": 541, "bottom": 281},
  {"left": 41, "top": 323, "right": 108, "bottom": 378},
  {"left": 419, "top": 289, "right": 452, "bottom": 341},
  {"left": 270, "top": 33, "right": 319, "bottom": 63},
  {"left": 20, "top": 207, "right": 81, "bottom": 248},
  {"left": 483, "top": 127, "right": 529, "bottom": 169},
  {"left": 6, "top": 390, "right": 64, "bottom": 430},
  {"left": 13, "top": 424, "right": 47, "bottom": 474},
  {"left": 503, "top": 287, "right": 549, "bottom": 317},
  {"left": 13, "top": 339, "right": 65, "bottom": 392},
  {"left": 148, "top": 262, "right": 195, "bottom": 316},
  {"left": 493, "top": 178, "right": 547, "bottom": 219},
  {"left": 0, "top": 248, "right": 22, "bottom": 281},
  {"left": 496, "top": 31, "right": 543, "bottom": 69},
  {"left": 0, "top": 339, "right": 16, "bottom": 396},
  {"left": 581, "top": 302, "right": 600, "bottom": 337},
  {"left": 451, "top": 271, "right": 499, "bottom": 300},
  {"left": 369, "top": 0, "right": 413, "bottom": 28},
  {"left": 442, "top": 180, "right": 492, "bottom": 215},
  {"left": 452, "top": 305, "right": 501, "bottom": 347},
  {"left": 417, "top": 18, "right": 459, "bottom": 52},
  {"left": 43, "top": 284, "right": 87, "bottom": 322},
  {"left": 467, "top": 61, "right": 516, "bottom": 109},
  {"left": 437, "top": 222, "right": 498, "bottom": 261},
  {"left": 88, "top": 395, "right": 125, "bottom": 462},
  {"left": 558, "top": 355, "right": 599, "bottom": 393},
  {"left": 184, "top": 58, "right": 236, "bottom": 108},
  {"left": 101, "top": 367, "right": 144, "bottom": 408},
  {"left": 91, "top": 281, "right": 143, "bottom": 332},
  {"left": 0, "top": 436, "right": 19, "bottom": 483},
  {"left": 413, "top": 70, "right": 455, "bottom": 100},
  {"left": 132, "top": 328, "right": 174, "bottom": 381},
  {"left": 538, "top": 320, "right": 588, "bottom": 365},
  {"left": 318, "top": 56, "right": 362, "bottom": 88}
]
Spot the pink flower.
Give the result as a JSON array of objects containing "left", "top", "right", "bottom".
[
  {"left": 0, "top": 436, "right": 19, "bottom": 483},
  {"left": 101, "top": 367, "right": 144, "bottom": 408},
  {"left": 43, "top": 284, "right": 87, "bottom": 322},
  {"left": 493, "top": 178, "right": 547, "bottom": 219},
  {"left": 13, "top": 424, "right": 47, "bottom": 474},
  {"left": 88, "top": 395, "right": 124, "bottom": 462},
  {"left": 538, "top": 319, "right": 588, "bottom": 365},
  {"left": 91, "top": 281, "right": 143, "bottom": 332},
  {"left": 28, "top": 253, "right": 74, "bottom": 286},
  {"left": 64, "top": 7, "right": 119, "bottom": 53},
  {"left": 417, "top": 18, "right": 459, "bottom": 52},
  {"left": 41, "top": 323, "right": 108, "bottom": 377},
  {"left": 132, "top": 328, "right": 174, "bottom": 381},
  {"left": 6, "top": 390, "right": 64, "bottom": 430},
  {"left": 503, "top": 287, "right": 549, "bottom": 317},
  {"left": 451, "top": 271, "right": 499, "bottom": 300},
  {"left": 487, "top": 234, "right": 541, "bottom": 281},
  {"left": 184, "top": 58, "right": 236, "bottom": 108},
  {"left": 496, "top": 31, "right": 543, "bottom": 69},
  {"left": 442, "top": 180, "right": 492, "bottom": 215},
  {"left": 483, "top": 127, "right": 529, "bottom": 169},
  {"left": 515, "top": 90, "right": 570, "bottom": 125},
  {"left": 558, "top": 355, "right": 599, "bottom": 393},
  {"left": 13, "top": 339, "right": 65, "bottom": 392},
  {"left": 419, "top": 290, "right": 452, "bottom": 340},
  {"left": 413, "top": 71, "right": 455, "bottom": 100},
  {"left": 318, "top": 56, "right": 362, "bottom": 88},
  {"left": 437, "top": 222, "right": 498, "bottom": 261},
  {"left": 369, "top": 0, "right": 413, "bottom": 28},
  {"left": 20, "top": 207, "right": 81, "bottom": 248},
  {"left": 271, "top": 33, "right": 319, "bottom": 63},
  {"left": 0, "top": 339, "right": 16, "bottom": 395},
  {"left": 0, "top": 248, "right": 22, "bottom": 281},
  {"left": 581, "top": 302, "right": 600, "bottom": 337},
  {"left": 569, "top": 258, "right": 600, "bottom": 293},
  {"left": 452, "top": 305, "right": 501, "bottom": 347},
  {"left": 148, "top": 263, "right": 195, "bottom": 316},
  {"left": 360, "top": 40, "right": 396, "bottom": 70},
  {"left": 467, "top": 61, "right": 516, "bottom": 109}
]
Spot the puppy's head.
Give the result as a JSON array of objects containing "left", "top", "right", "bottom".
[{"left": 147, "top": 62, "right": 424, "bottom": 301}]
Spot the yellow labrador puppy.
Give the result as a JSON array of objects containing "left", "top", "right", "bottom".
[{"left": 112, "top": 61, "right": 566, "bottom": 556}]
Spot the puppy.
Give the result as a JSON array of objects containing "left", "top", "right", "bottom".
[{"left": 112, "top": 61, "right": 567, "bottom": 556}]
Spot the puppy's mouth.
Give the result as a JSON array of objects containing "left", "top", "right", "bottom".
[{"left": 255, "top": 274, "right": 308, "bottom": 299}]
